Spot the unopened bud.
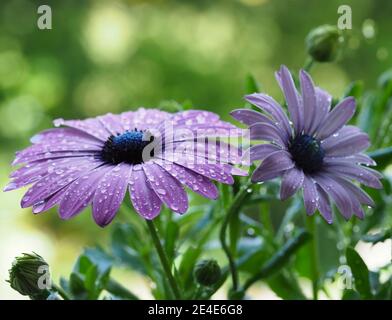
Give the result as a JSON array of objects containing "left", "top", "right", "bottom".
[
  {"left": 306, "top": 25, "right": 342, "bottom": 62},
  {"left": 194, "top": 259, "right": 221, "bottom": 287}
]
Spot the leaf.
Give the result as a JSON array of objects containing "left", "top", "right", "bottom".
[
  {"left": 245, "top": 74, "right": 260, "bottom": 94},
  {"left": 342, "top": 289, "right": 361, "bottom": 300},
  {"left": 346, "top": 247, "right": 372, "bottom": 299},
  {"left": 342, "top": 80, "right": 363, "bottom": 101},
  {"left": 105, "top": 279, "right": 139, "bottom": 300},
  {"left": 362, "top": 229, "right": 392, "bottom": 245},
  {"left": 178, "top": 246, "right": 200, "bottom": 289},
  {"left": 368, "top": 147, "right": 392, "bottom": 170},
  {"left": 164, "top": 220, "right": 179, "bottom": 263}
]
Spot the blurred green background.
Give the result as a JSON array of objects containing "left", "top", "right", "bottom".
[{"left": 0, "top": 0, "right": 391, "bottom": 299}]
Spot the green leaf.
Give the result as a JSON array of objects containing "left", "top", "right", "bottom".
[
  {"left": 346, "top": 247, "right": 372, "bottom": 299},
  {"left": 105, "top": 279, "right": 139, "bottom": 300},
  {"left": 164, "top": 220, "right": 179, "bottom": 263},
  {"left": 178, "top": 246, "right": 200, "bottom": 289},
  {"left": 343, "top": 80, "right": 363, "bottom": 100},
  {"left": 362, "top": 229, "right": 392, "bottom": 245},
  {"left": 245, "top": 74, "right": 260, "bottom": 94},
  {"left": 342, "top": 289, "right": 361, "bottom": 300},
  {"left": 368, "top": 147, "right": 392, "bottom": 170}
]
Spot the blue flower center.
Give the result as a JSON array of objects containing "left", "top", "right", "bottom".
[
  {"left": 288, "top": 134, "right": 325, "bottom": 173},
  {"left": 101, "top": 130, "right": 154, "bottom": 165}
]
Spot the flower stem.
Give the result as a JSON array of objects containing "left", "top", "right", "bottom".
[
  {"left": 305, "top": 215, "right": 320, "bottom": 300},
  {"left": 146, "top": 219, "right": 182, "bottom": 300},
  {"left": 304, "top": 57, "right": 315, "bottom": 72},
  {"left": 219, "top": 182, "right": 252, "bottom": 292},
  {"left": 52, "top": 284, "right": 70, "bottom": 300}
]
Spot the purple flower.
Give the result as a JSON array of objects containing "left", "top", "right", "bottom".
[
  {"left": 5, "top": 108, "right": 245, "bottom": 227},
  {"left": 231, "top": 65, "right": 382, "bottom": 223}
]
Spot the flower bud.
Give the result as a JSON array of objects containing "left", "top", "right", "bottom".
[
  {"left": 8, "top": 253, "right": 51, "bottom": 299},
  {"left": 306, "top": 25, "right": 342, "bottom": 62},
  {"left": 194, "top": 259, "right": 221, "bottom": 287}
]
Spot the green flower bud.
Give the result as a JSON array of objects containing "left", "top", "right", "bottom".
[
  {"left": 8, "top": 253, "right": 51, "bottom": 300},
  {"left": 306, "top": 25, "right": 342, "bottom": 62},
  {"left": 194, "top": 259, "right": 221, "bottom": 287}
]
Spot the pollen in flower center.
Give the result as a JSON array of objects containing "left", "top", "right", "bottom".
[
  {"left": 101, "top": 130, "right": 154, "bottom": 165},
  {"left": 288, "top": 134, "right": 325, "bottom": 173}
]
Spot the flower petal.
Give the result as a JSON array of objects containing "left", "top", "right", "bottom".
[
  {"left": 303, "top": 175, "right": 318, "bottom": 215},
  {"left": 129, "top": 165, "right": 162, "bottom": 219},
  {"left": 142, "top": 163, "right": 188, "bottom": 214},
  {"left": 323, "top": 163, "right": 382, "bottom": 189},
  {"left": 92, "top": 163, "right": 132, "bottom": 227},
  {"left": 316, "top": 97, "right": 356, "bottom": 140},
  {"left": 249, "top": 123, "right": 287, "bottom": 146},
  {"left": 322, "top": 127, "right": 370, "bottom": 157},
  {"left": 308, "top": 87, "right": 332, "bottom": 135},
  {"left": 251, "top": 150, "right": 294, "bottom": 182},
  {"left": 300, "top": 70, "right": 317, "bottom": 133},
  {"left": 276, "top": 65, "right": 303, "bottom": 134},
  {"left": 155, "top": 160, "right": 219, "bottom": 200},
  {"left": 230, "top": 109, "right": 275, "bottom": 126},
  {"left": 243, "top": 144, "right": 282, "bottom": 162},
  {"left": 245, "top": 93, "right": 292, "bottom": 139},
  {"left": 280, "top": 167, "right": 304, "bottom": 200},
  {"left": 58, "top": 165, "right": 113, "bottom": 220},
  {"left": 21, "top": 159, "right": 103, "bottom": 208},
  {"left": 315, "top": 185, "right": 333, "bottom": 223},
  {"left": 53, "top": 117, "right": 110, "bottom": 141},
  {"left": 314, "top": 174, "right": 353, "bottom": 220}
]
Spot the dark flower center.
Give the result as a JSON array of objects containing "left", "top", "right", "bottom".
[
  {"left": 101, "top": 130, "right": 155, "bottom": 165},
  {"left": 288, "top": 134, "right": 325, "bottom": 173}
]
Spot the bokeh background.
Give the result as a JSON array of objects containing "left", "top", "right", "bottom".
[{"left": 0, "top": 0, "right": 391, "bottom": 299}]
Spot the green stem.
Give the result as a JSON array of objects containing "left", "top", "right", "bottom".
[
  {"left": 304, "top": 57, "right": 315, "bottom": 72},
  {"left": 146, "top": 219, "right": 182, "bottom": 300},
  {"left": 242, "top": 229, "right": 311, "bottom": 291},
  {"left": 219, "top": 182, "right": 252, "bottom": 292},
  {"left": 52, "top": 284, "right": 70, "bottom": 300},
  {"left": 305, "top": 215, "right": 320, "bottom": 300}
]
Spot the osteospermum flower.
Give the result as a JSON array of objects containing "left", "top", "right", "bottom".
[
  {"left": 231, "top": 65, "right": 382, "bottom": 223},
  {"left": 5, "top": 108, "right": 244, "bottom": 227}
]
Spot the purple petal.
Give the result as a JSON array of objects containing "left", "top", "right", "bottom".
[
  {"left": 119, "top": 108, "right": 170, "bottom": 131},
  {"left": 322, "top": 127, "right": 370, "bottom": 157},
  {"left": 142, "top": 163, "right": 188, "bottom": 214},
  {"left": 302, "top": 176, "right": 318, "bottom": 215},
  {"left": 53, "top": 117, "right": 110, "bottom": 141},
  {"left": 316, "top": 97, "right": 356, "bottom": 140},
  {"left": 12, "top": 151, "right": 99, "bottom": 166},
  {"left": 155, "top": 160, "right": 219, "bottom": 200},
  {"left": 97, "top": 113, "right": 125, "bottom": 136},
  {"left": 314, "top": 174, "right": 353, "bottom": 219},
  {"left": 92, "top": 163, "right": 132, "bottom": 227},
  {"left": 170, "top": 110, "right": 219, "bottom": 126},
  {"left": 315, "top": 185, "right": 333, "bottom": 223},
  {"left": 323, "top": 163, "right": 382, "bottom": 189},
  {"left": 280, "top": 167, "right": 304, "bottom": 200},
  {"left": 324, "top": 153, "right": 377, "bottom": 167},
  {"left": 249, "top": 123, "right": 287, "bottom": 147},
  {"left": 276, "top": 65, "right": 303, "bottom": 134},
  {"left": 308, "top": 87, "right": 332, "bottom": 135},
  {"left": 333, "top": 177, "right": 375, "bottom": 207},
  {"left": 244, "top": 93, "right": 292, "bottom": 139},
  {"left": 230, "top": 109, "right": 275, "bottom": 126},
  {"left": 160, "top": 153, "right": 235, "bottom": 184},
  {"left": 58, "top": 165, "right": 113, "bottom": 219},
  {"left": 32, "top": 187, "right": 68, "bottom": 214},
  {"left": 300, "top": 70, "right": 317, "bottom": 133},
  {"left": 21, "top": 159, "right": 102, "bottom": 208},
  {"left": 129, "top": 165, "right": 162, "bottom": 220},
  {"left": 251, "top": 150, "right": 294, "bottom": 182},
  {"left": 244, "top": 144, "right": 282, "bottom": 162},
  {"left": 31, "top": 128, "right": 104, "bottom": 145}
]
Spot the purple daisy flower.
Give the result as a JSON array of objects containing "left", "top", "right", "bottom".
[
  {"left": 5, "top": 108, "right": 244, "bottom": 227},
  {"left": 231, "top": 65, "right": 382, "bottom": 223}
]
